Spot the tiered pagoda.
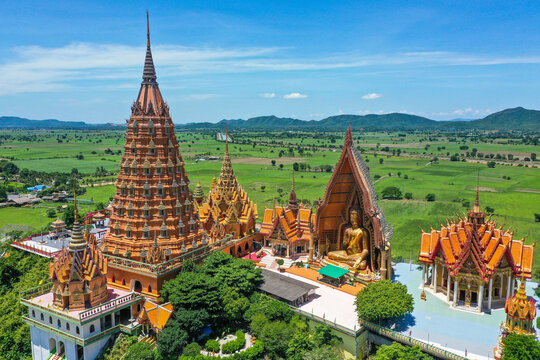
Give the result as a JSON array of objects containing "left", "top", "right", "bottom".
[
  {"left": 199, "top": 135, "right": 258, "bottom": 245},
  {"left": 419, "top": 190, "right": 535, "bottom": 312},
  {"left": 316, "top": 126, "right": 393, "bottom": 281},
  {"left": 260, "top": 173, "right": 315, "bottom": 258},
  {"left": 102, "top": 14, "right": 204, "bottom": 300},
  {"left": 494, "top": 278, "right": 537, "bottom": 359},
  {"left": 50, "top": 197, "right": 108, "bottom": 310}
]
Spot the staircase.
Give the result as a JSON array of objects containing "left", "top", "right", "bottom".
[
  {"left": 259, "top": 256, "right": 294, "bottom": 269},
  {"left": 49, "top": 354, "right": 65, "bottom": 360},
  {"left": 139, "top": 334, "right": 157, "bottom": 348}
]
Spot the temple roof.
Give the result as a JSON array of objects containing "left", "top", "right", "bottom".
[
  {"left": 505, "top": 278, "right": 536, "bottom": 321},
  {"left": 260, "top": 204, "right": 315, "bottom": 244},
  {"left": 419, "top": 197, "right": 535, "bottom": 280},
  {"left": 136, "top": 298, "right": 174, "bottom": 333},
  {"left": 199, "top": 132, "right": 257, "bottom": 232}
]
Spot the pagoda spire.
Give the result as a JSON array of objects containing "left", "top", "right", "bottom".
[
  {"left": 344, "top": 125, "right": 353, "bottom": 147},
  {"left": 143, "top": 11, "right": 157, "bottom": 83},
  {"left": 225, "top": 121, "right": 229, "bottom": 153},
  {"left": 288, "top": 170, "right": 299, "bottom": 215},
  {"left": 69, "top": 180, "right": 86, "bottom": 251},
  {"left": 473, "top": 171, "right": 481, "bottom": 213}
]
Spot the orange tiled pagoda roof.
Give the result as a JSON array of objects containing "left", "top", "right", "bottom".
[
  {"left": 102, "top": 14, "right": 203, "bottom": 261},
  {"left": 50, "top": 203, "right": 108, "bottom": 310},
  {"left": 505, "top": 279, "right": 536, "bottom": 321},
  {"left": 419, "top": 195, "right": 535, "bottom": 281},
  {"left": 136, "top": 298, "right": 174, "bottom": 333},
  {"left": 199, "top": 136, "right": 257, "bottom": 238}
]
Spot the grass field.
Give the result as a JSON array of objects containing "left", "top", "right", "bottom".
[{"left": 1, "top": 129, "right": 538, "bottom": 273}]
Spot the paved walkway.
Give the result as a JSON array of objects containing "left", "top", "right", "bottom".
[{"left": 392, "top": 262, "right": 539, "bottom": 360}]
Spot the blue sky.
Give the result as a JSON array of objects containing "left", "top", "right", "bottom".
[{"left": 1, "top": 0, "right": 539, "bottom": 123}]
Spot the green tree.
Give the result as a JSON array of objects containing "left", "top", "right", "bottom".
[
  {"left": 271, "top": 159, "right": 276, "bottom": 166},
  {"left": 381, "top": 187, "right": 402, "bottom": 200},
  {"left": 485, "top": 206, "right": 495, "bottom": 214},
  {"left": 373, "top": 343, "right": 433, "bottom": 360},
  {"left": 46, "top": 208, "right": 56, "bottom": 218},
  {"left": 303, "top": 345, "right": 344, "bottom": 360},
  {"left": 425, "top": 193, "right": 436, "bottom": 202},
  {"left": 260, "top": 185, "right": 266, "bottom": 192},
  {"left": 487, "top": 161, "right": 496, "bottom": 168},
  {"left": 258, "top": 320, "right": 294, "bottom": 359},
  {"left": 2, "top": 162, "right": 19, "bottom": 175},
  {"left": 156, "top": 321, "right": 189, "bottom": 360},
  {"left": 124, "top": 341, "right": 155, "bottom": 360},
  {"left": 293, "top": 162, "right": 300, "bottom": 171},
  {"left": 222, "top": 289, "right": 250, "bottom": 323},
  {"left": 182, "top": 342, "right": 202, "bottom": 357},
  {"left": 63, "top": 204, "right": 76, "bottom": 227},
  {"left": 355, "top": 280, "right": 414, "bottom": 324},
  {"left": 379, "top": 158, "right": 384, "bottom": 164},
  {"left": 245, "top": 293, "right": 292, "bottom": 322},
  {"left": 311, "top": 324, "right": 342, "bottom": 347},
  {"left": 0, "top": 187, "right": 6, "bottom": 202},
  {"left": 502, "top": 333, "right": 540, "bottom": 360},
  {"left": 286, "top": 332, "right": 314, "bottom": 360},
  {"left": 531, "top": 153, "right": 537, "bottom": 161},
  {"left": 279, "top": 163, "right": 284, "bottom": 169},
  {"left": 404, "top": 192, "right": 413, "bottom": 200},
  {"left": 174, "top": 308, "right": 210, "bottom": 339}
]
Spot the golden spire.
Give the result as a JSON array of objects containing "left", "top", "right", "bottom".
[
  {"left": 473, "top": 170, "right": 481, "bottom": 213},
  {"left": 69, "top": 179, "right": 86, "bottom": 251}
]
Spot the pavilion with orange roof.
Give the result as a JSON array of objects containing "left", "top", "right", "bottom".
[{"left": 418, "top": 189, "right": 535, "bottom": 313}]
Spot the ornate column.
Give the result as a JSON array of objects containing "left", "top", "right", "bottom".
[
  {"left": 308, "top": 235, "right": 314, "bottom": 262},
  {"left": 488, "top": 277, "right": 493, "bottom": 310},
  {"left": 500, "top": 275, "right": 504, "bottom": 299},
  {"left": 478, "top": 284, "right": 484, "bottom": 312},
  {"left": 510, "top": 277, "right": 515, "bottom": 295},
  {"left": 506, "top": 274, "right": 512, "bottom": 298},
  {"left": 422, "top": 265, "right": 426, "bottom": 285},
  {"left": 433, "top": 262, "right": 438, "bottom": 292},
  {"left": 453, "top": 280, "right": 458, "bottom": 304},
  {"left": 447, "top": 273, "right": 451, "bottom": 301}
]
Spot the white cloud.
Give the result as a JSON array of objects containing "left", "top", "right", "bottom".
[
  {"left": 362, "top": 93, "right": 382, "bottom": 100},
  {"left": 259, "top": 93, "right": 276, "bottom": 98},
  {"left": 283, "top": 92, "right": 307, "bottom": 99},
  {"left": 452, "top": 108, "right": 491, "bottom": 116}
]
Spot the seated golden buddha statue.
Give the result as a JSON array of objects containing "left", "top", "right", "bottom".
[{"left": 327, "top": 209, "right": 369, "bottom": 270}]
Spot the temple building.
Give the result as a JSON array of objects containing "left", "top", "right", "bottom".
[
  {"left": 22, "top": 197, "right": 141, "bottom": 360},
  {"left": 419, "top": 191, "right": 535, "bottom": 313},
  {"left": 315, "top": 126, "right": 393, "bottom": 281},
  {"left": 101, "top": 14, "right": 205, "bottom": 301},
  {"left": 198, "top": 136, "right": 257, "bottom": 255},
  {"left": 494, "top": 278, "right": 537, "bottom": 359},
  {"left": 259, "top": 173, "right": 316, "bottom": 258}
]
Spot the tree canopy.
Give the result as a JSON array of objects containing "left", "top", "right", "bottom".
[
  {"left": 373, "top": 342, "right": 433, "bottom": 360},
  {"left": 501, "top": 333, "right": 540, "bottom": 360},
  {"left": 355, "top": 280, "right": 414, "bottom": 323}
]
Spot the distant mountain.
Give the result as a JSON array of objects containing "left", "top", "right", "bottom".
[
  {"left": 180, "top": 107, "right": 539, "bottom": 131},
  {"left": 1, "top": 107, "right": 538, "bottom": 131},
  {"left": 0, "top": 116, "right": 122, "bottom": 129}
]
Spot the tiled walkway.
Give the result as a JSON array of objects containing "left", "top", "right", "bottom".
[{"left": 393, "top": 262, "right": 539, "bottom": 360}]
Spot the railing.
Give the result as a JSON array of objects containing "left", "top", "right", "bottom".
[
  {"left": 21, "top": 284, "right": 142, "bottom": 323},
  {"left": 11, "top": 241, "right": 60, "bottom": 258},
  {"left": 79, "top": 293, "right": 143, "bottom": 321},
  {"left": 359, "top": 320, "right": 468, "bottom": 360},
  {"left": 290, "top": 307, "right": 359, "bottom": 337},
  {"left": 104, "top": 233, "right": 253, "bottom": 275}
]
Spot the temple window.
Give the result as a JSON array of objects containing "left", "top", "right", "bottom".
[
  {"left": 156, "top": 167, "right": 162, "bottom": 175},
  {"left": 76, "top": 326, "right": 80, "bottom": 335},
  {"left": 121, "top": 188, "right": 127, "bottom": 196},
  {"left": 173, "top": 187, "right": 177, "bottom": 195},
  {"left": 130, "top": 188, "right": 135, "bottom": 196},
  {"left": 132, "top": 168, "right": 137, "bottom": 175},
  {"left": 124, "top": 167, "right": 129, "bottom": 174},
  {"left": 179, "top": 228, "right": 184, "bottom": 235},
  {"left": 126, "top": 230, "right": 131, "bottom": 238},
  {"left": 161, "top": 230, "right": 168, "bottom": 237},
  {"left": 168, "top": 167, "right": 172, "bottom": 174},
  {"left": 148, "top": 285, "right": 152, "bottom": 293},
  {"left": 165, "top": 127, "right": 170, "bottom": 134},
  {"left": 90, "top": 325, "right": 95, "bottom": 333},
  {"left": 49, "top": 316, "right": 52, "bottom": 324},
  {"left": 115, "top": 228, "right": 120, "bottom": 236},
  {"left": 150, "top": 148, "right": 155, "bottom": 155},
  {"left": 32, "top": 310, "right": 35, "bottom": 318},
  {"left": 128, "top": 209, "right": 133, "bottom": 217},
  {"left": 144, "top": 231, "right": 150, "bottom": 238},
  {"left": 190, "top": 224, "right": 195, "bottom": 231},
  {"left": 159, "top": 209, "right": 165, "bottom": 217},
  {"left": 40, "top": 313, "right": 44, "bottom": 321},
  {"left": 122, "top": 279, "right": 126, "bottom": 285},
  {"left": 58, "top": 319, "right": 61, "bottom": 328},
  {"left": 66, "top": 323, "right": 70, "bottom": 331},
  {"left": 133, "top": 127, "right": 138, "bottom": 134},
  {"left": 148, "top": 128, "right": 153, "bottom": 135},
  {"left": 117, "top": 209, "right": 123, "bottom": 216},
  {"left": 495, "top": 288, "right": 500, "bottom": 297},
  {"left": 131, "top": 148, "right": 136, "bottom": 154},
  {"left": 144, "top": 188, "right": 150, "bottom": 196},
  {"left": 144, "top": 168, "right": 150, "bottom": 175},
  {"left": 158, "top": 188, "right": 163, "bottom": 196},
  {"left": 144, "top": 210, "right": 150, "bottom": 218},
  {"left": 112, "top": 275, "right": 115, "bottom": 283},
  {"left": 181, "top": 185, "right": 185, "bottom": 193},
  {"left": 185, "top": 205, "right": 190, "bottom": 212},
  {"left": 169, "top": 147, "right": 173, "bottom": 154}
]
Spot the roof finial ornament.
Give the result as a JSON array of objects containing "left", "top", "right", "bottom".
[
  {"left": 146, "top": 10, "right": 150, "bottom": 47},
  {"left": 344, "top": 124, "right": 353, "bottom": 147},
  {"left": 473, "top": 170, "right": 481, "bottom": 213},
  {"left": 72, "top": 179, "right": 78, "bottom": 222},
  {"left": 225, "top": 121, "right": 229, "bottom": 153},
  {"left": 142, "top": 11, "right": 157, "bottom": 83},
  {"left": 292, "top": 169, "right": 295, "bottom": 191}
]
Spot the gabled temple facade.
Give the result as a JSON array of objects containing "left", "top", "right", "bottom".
[
  {"left": 260, "top": 175, "right": 315, "bottom": 258},
  {"left": 199, "top": 138, "right": 258, "bottom": 240},
  {"left": 101, "top": 15, "right": 205, "bottom": 301},
  {"left": 419, "top": 192, "right": 535, "bottom": 312},
  {"left": 316, "top": 126, "right": 392, "bottom": 280}
]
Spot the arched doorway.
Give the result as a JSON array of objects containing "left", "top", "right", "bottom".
[
  {"left": 58, "top": 341, "right": 65, "bottom": 355},
  {"left": 134, "top": 280, "right": 142, "bottom": 293},
  {"left": 49, "top": 338, "right": 57, "bottom": 354}
]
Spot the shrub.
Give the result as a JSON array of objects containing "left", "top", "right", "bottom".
[
  {"left": 404, "top": 193, "right": 412, "bottom": 200},
  {"left": 487, "top": 161, "right": 496, "bottom": 168},
  {"left": 205, "top": 339, "right": 220, "bottom": 353},
  {"left": 46, "top": 209, "right": 56, "bottom": 218},
  {"left": 222, "top": 331, "right": 246, "bottom": 354},
  {"left": 183, "top": 342, "right": 202, "bottom": 357},
  {"left": 425, "top": 193, "right": 436, "bottom": 202},
  {"left": 381, "top": 187, "right": 402, "bottom": 200}
]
